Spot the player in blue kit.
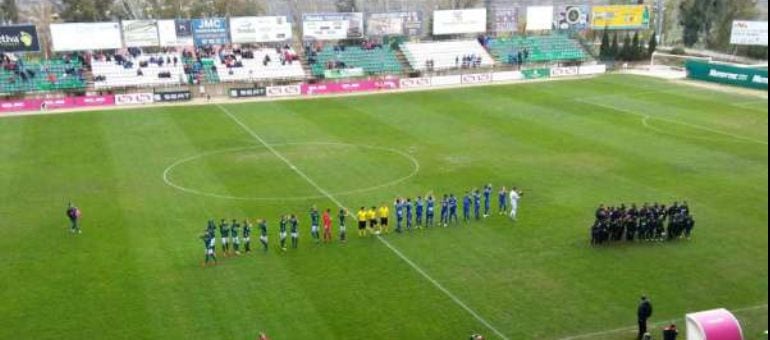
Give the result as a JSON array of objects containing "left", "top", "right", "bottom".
[
  {"left": 230, "top": 219, "right": 241, "bottom": 255},
  {"left": 414, "top": 196, "right": 424, "bottom": 228},
  {"left": 483, "top": 184, "right": 492, "bottom": 218},
  {"left": 498, "top": 186, "right": 508, "bottom": 215},
  {"left": 219, "top": 219, "right": 230, "bottom": 255},
  {"left": 440, "top": 195, "right": 449, "bottom": 227},
  {"left": 258, "top": 219, "right": 268, "bottom": 252},
  {"left": 242, "top": 219, "right": 252, "bottom": 253},
  {"left": 405, "top": 198, "right": 413, "bottom": 231},
  {"left": 473, "top": 189, "right": 482, "bottom": 220},
  {"left": 290, "top": 214, "right": 299, "bottom": 249},
  {"left": 426, "top": 195, "right": 435, "bottom": 227},
  {"left": 395, "top": 198, "right": 405, "bottom": 233},
  {"left": 448, "top": 194, "right": 459, "bottom": 225},
  {"left": 462, "top": 192, "right": 472, "bottom": 222}
]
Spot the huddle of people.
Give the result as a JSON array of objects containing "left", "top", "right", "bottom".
[
  {"left": 590, "top": 202, "right": 695, "bottom": 245},
  {"left": 198, "top": 185, "right": 524, "bottom": 266}
]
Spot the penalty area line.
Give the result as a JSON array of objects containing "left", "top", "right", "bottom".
[{"left": 215, "top": 104, "right": 510, "bottom": 340}]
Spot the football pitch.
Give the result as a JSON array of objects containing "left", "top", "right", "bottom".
[{"left": 0, "top": 74, "right": 767, "bottom": 339}]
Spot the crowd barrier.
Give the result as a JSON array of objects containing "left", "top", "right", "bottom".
[{"left": 1, "top": 65, "right": 608, "bottom": 113}]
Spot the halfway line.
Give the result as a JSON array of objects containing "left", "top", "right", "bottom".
[{"left": 215, "top": 104, "right": 510, "bottom": 340}]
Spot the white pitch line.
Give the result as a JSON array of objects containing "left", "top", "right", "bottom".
[
  {"left": 576, "top": 98, "right": 768, "bottom": 145},
  {"left": 215, "top": 104, "right": 510, "bottom": 340},
  {"left": 559, "top": 303, "right": 768, "bottom": 340}
]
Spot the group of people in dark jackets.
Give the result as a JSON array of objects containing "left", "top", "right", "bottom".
[{"left": 591, "top": 202, "right": 695, "bottom": 245}]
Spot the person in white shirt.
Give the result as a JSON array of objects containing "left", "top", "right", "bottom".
[{"left": 509, "top": 187, "right": 522, "bottom": 220}]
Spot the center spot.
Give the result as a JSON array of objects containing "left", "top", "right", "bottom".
[{"left": 164, "top": 143, "right": 419, "bottom": 200}]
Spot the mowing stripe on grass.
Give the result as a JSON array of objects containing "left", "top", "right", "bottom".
[
  {"left": 575, "top": 98, "right": 769, "bottom": 145},
  {"left": 559, "top": 303, "right": 768, "bottom": 340},
  {"left": 216, "top": 104, "right": 510, "bottom": 340}
]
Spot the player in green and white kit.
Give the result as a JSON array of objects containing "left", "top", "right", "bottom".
[
  {"left": 242, "top": 219, "right": 252, "bottom": 253},
  {"left": 339, "top": 209, "right": 347, "bottom": 242},
  {"left": 231, "top": 219, "right": 240, "bottom": 255},
  {"left": 200, "top": 232, "right": 216, "bottom": 266},
  {"left": 290, "top": 214, "right": 299, "bottom": 249},
  {"left": 279, "top": 215, "right": 288, "bottom": 251},
  {"left": 219, "top": 219, "right": 230, "bottom": 255},
  {"left": 258, "top": 219, "right": 269, "bottom": 252}
]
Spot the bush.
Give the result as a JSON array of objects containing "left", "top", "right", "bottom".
[{"left": 671, "top": 47, "right": 686, "bottom": 55}]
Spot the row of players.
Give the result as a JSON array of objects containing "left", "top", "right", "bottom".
[
  {"left": 590, "top": 202, "right": 695, "bottom": 245},
  {"left": 199, "top": 186, "right": 524, "bottom": 265}
]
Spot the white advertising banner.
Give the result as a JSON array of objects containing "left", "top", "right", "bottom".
[
  {"left": 578, "top": 64, "right": 607, "bottom": 75},
  {"left": 157, "top": 19, "right": 194, "bottom": 47},
  {"left": 122, "top": 20, "right": 159, "bottom": 47},
  {"left": 493, "top": 71, "right": 524, "bottom": 82},
  {"left": 430, "top": 75, "right": 462, "bottom": 86},
  {"left": 730, "top": 21, "right": 768, "bottom": 46},
  {"left": 550, "top": 66, "right": 579, "bottom": 78},
  {"left": 399, "top": 77, "right": 432, "bottom": 89},
  {"left": 461, "top": 73, "right": 493, "bottom": 84},
  {"left": 303, "top": 13, "right": 364, "bottom": 40},
  {"left": 230, "top": 16, "right": 292, "bottom": 43},
  {"left": 433, "top": 8, "right": 487, "bottom": 35},
  {"left": 51, "top": 22, "right": 123, "bottom": 51},
  {"left": 266, "top": 84, "right": 302, "bottom": 98},
  {"left": 115, "top": 93, "right": 154, "bottom": 106},
  {"left": 526, "top": 6, "right": 554, "bottom": 31}
]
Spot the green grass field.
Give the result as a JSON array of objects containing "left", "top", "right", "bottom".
[{"left": 0, "top": 74, "right": 767, "bottom": 339}]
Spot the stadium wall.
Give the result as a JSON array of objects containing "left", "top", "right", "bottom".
[{"left": 685, "top": 60, "right": 769, "bottom": 90}]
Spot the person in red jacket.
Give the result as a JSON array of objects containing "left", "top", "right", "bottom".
[{"left": 322, "top": 209, "right": 333, "bottom": 243}]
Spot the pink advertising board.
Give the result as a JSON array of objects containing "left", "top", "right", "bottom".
[
  {"left": 1, "top": 95, "right": 115, "bottom": 114},
  {"left": 301, "top": 78, "right": 399, "bottom": 95}
]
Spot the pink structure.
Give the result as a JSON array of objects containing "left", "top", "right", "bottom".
[{"left": 686, "top": 308, "right": 743, "bottom": 340}]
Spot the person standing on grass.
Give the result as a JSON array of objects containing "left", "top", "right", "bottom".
[
  {"left": 414, "top": 196, "right": 424, "bottom": 228},
  {"left": 378, "top": 203, "right": 390, "bottom": 234},
  {"left": 473, "top": 189, "right": 482, "bottom": 221},
  {"left": 405, "top": 198, "right": 414, "bottom": 231},
  {"left": 483, "top": 184, "right": 492, "bottom": 218},
  {"left": 440, "top": 195, "right": 449, "bottom": 227},
  {"left": 200, "top": 232, "right": 216, "bottom": 266},
  {"left": 426, "top": 195, "right": 435, "bottom": 227},
  {"left": 242, "top": 219, "right": 252, "bottom": 253},
  {"left": 357, "top": 207, "right": 368, "bottom": 237},
  {"left": 258, "top": 219, "right": 269, "bottom": 252},
  {"left": 395, "top": 199, "right": 405, "bottom": 233},
  {"left": 231, "top": 219, "right": 241, "bottom": 255},
  {"left": 322, "top": 209, "right": 333, "bottom": 243},
  {"left": 368, "top": 206, "right": 378, "bottom": 235},
  {"left": 66, "top": 202, "right": 81, "bottom": 234},
  {"left": 463, "top": 192, "right": 472, "bottom": 223},
  {"left": 448, "top": 194, "right": 459, "bottom": 225},
  {"left": 279, "top": 215, "right": 288, "bottom": 250},
  {"left": 509, "top": 187, "right": 522, "bottom": 221},
  {"left": 207, "top": 219, "right": 216, "bottom": 251},
  {"left": 637, "top": 296, "right": 653, "bottom": 340},
  {"left": 498, "top": 186, "right": 508, "bottom": 215},
  {"left": 219, "top": 219, "right": 230, "bottom": 255},
  {"left": 290, "top": 214, "right": 300, "bottom": 249},
  {"left": 310, "top": 207, "right": 320, "bottom": 244},
  {"left": 338, "top": 209, "right": 347, "bottom": 242}
]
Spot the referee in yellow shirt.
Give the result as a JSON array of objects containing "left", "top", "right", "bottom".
[
  {"left": 367, "top": 206, "right": 378, "bottom": 235},
  {"left": 378, "top": 204, "right": 390, "bottom": 234}
]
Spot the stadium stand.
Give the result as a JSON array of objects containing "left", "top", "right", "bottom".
[
  {"left": 488, "top": 35, "right": 587, "bottom": 64},
  {"left": 307, "top": 42, "right": 402, "bottom": 77},
  {"left": 1, "top": 54, "right": 86, "bottom": 94},
  {"left": 213, "top": 46, "right": 305, "bottom": 82},
  {"left": 400, "top": 40, "right": 495, "bottom": 72},
  {"left": 91, "top": 52, "right": 185, "bottom": 89}
]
